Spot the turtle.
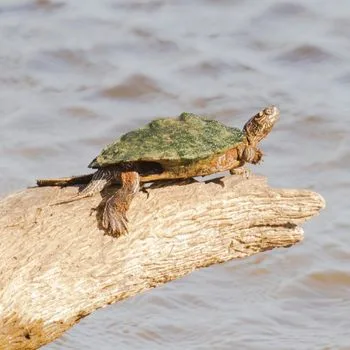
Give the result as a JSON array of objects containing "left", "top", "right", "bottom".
[{"left": 37, "top": 105, "right": 279, "bottom": 236}]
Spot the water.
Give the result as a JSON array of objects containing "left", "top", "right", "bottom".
[{"left": 0, "top": 0, "right": 349, "bottom": 349}]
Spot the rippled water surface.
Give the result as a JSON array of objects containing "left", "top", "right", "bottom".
[{"left": 1, "top": 0, "right": 349, "bottom": 349}]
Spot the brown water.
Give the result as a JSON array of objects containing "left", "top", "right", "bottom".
[{"left": 1, "top": 0, "right": 349, "bottom": 349}]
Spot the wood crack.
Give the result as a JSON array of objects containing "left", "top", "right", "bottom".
[{"left": 0, "top": 174, "right": 325, "bottom": 349}]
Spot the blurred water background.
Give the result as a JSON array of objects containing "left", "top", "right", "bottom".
[{"left": 0, "top": 0, "right": 349, "bottom": 349}]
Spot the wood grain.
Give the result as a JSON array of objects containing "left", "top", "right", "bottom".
[{"left": 0, "top": 175, "right": 325, "bottom": 349}]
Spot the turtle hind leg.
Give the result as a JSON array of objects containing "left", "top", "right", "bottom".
[
  {"left": 50, "top": 168, "right": 119, "bottom": 206},
  {"left": 102, "top": 171, "right": 140, "bottom": 236},
  {"left": 79, "top": 168, "right": 118, "bottom": 197}
]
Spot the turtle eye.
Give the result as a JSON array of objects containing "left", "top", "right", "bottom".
[
  {"left": 264, "top": 107, "right": 273, "bottom": 115},
  {"left": 264, "top": 106, "right": 275, "bottom": 115}
]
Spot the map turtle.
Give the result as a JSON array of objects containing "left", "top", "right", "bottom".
[{"left": 37, "top": 106, "right": 280, "bottom": 236}]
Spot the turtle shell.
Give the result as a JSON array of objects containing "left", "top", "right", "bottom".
[{"left": 89, "top": 112, "right": 244, "bottom": 168}]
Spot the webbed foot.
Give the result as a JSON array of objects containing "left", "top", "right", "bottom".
[
  {"left": 102, "top": 192, "right": 129, "bottom": 235},
  {"left": 102, "top": 171, "right": 140, "bottom": 236},
  {"left": 230, "top": 167, "right": 251, "bottom": 179}
]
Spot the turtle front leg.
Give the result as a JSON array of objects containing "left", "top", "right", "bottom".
[
  {"left": 102, "top": 171, "right": 140, "bottom": 236},
  {"left": 236, "top": 143, "right": 263, "bottom": 165},
  {"left": 230, "top": 144, "right": 263, "bottom": 178}
]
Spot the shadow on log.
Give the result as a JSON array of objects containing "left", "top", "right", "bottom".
[{"left": 0, "top": 175, "right": 325, "bottom": 349}]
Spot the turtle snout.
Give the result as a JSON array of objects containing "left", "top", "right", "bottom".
[{"left": 264, "top": 105, "right": 280, "bottom": 122}]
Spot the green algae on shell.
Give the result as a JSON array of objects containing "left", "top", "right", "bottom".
[{"left": 89, "top": 112, "right": 244, "bottom": 168}]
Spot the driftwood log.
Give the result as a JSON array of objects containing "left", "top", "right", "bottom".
[{"left": 0, "top": 174, "right": 325, "bottom": 349}]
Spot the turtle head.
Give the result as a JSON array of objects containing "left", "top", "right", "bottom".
[{"left": 243, "top": 105, "right": 280, "bottom": 145}]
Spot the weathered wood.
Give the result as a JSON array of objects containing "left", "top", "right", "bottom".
[{"left": 0, "top": 175, "right": 325, "bottom": 349}]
